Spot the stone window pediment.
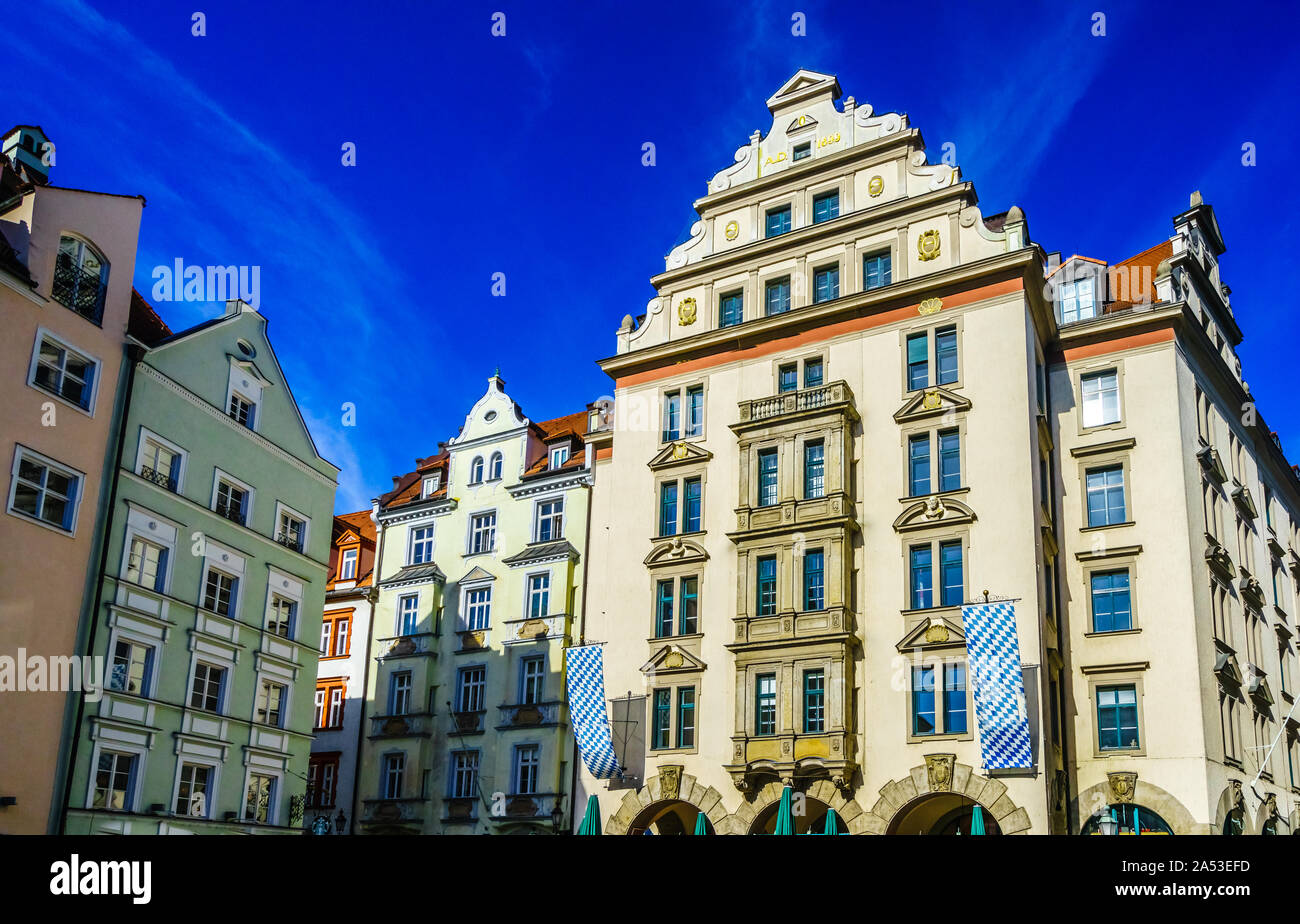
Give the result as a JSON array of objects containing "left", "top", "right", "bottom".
[
  {"left": 893, "top": 386, "right": 972, "bottom": 424},
  {"left": 893, "top": 495, "right": 976, "bottom": 534},
  {"left": 1213, "top": 649, "right": 1243, "bottom": 688},
  {"left": 648, "top": 440, "right": 713, "bottom": 472},
  {"left": 1231, "top": 483, "right": 1258, "bottom": 520},
  {"left": 641, "top": 644, "right": 707, "bottom": 676},
  {"left": 896, "top": 615, "right": 966, "bottom": 652},
  {"left": 1197, "top": 446, "right": 1228, "bottom": 484},
  {"left": 456, "top": 565, "right": 496, "bottom": 585},
  {"left": 644, "top": 536, "right": 709, "bottom": 568}
]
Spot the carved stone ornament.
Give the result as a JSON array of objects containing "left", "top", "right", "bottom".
[
  {"left": 925, "top": 753, "right": 956, "bottom": 792},
  {"left": 867, "top": 175, "right": 884, "bottom": 197},
  {"left": 677, "top": 298, "right": 697, "bottom": 326},
  {"left": 918, "top": 297, "right": 943, "bottom": 316},
  {"left": 924, "top": 623, "right": 950, "bottom": 643},
  {"left": 922, "top": 388, "right": 942, "bottom": 409},
  {"left": 1107, "top": 771, "right": 1138, "bottom": 804},
  {"left": 671, "top": 441, "right": 690, "bottom": 460},
  {"left": 518, "top": 619, "right": 547, "bottom": 639},
  {"left": 660, "top": 765, "right": 682, "bottom": 801},
  {"left": 724, "top": 220, "right": 740, "bottom": 240},
  {"left": 663, "top": 651, "right": 684, "bottom": 669},
  {"left": 923, "top": 495, "right": 946, "bottom": 519},
  {"left": 917, "top": 229, "right": 941, "bottom": 262}
]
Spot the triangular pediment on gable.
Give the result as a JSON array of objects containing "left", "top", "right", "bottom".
[
  {"left": 336, "top": 529, "right": 360, "bottom": 546},
  {"left": 893, "top": 496, "right": 976, "bottom": 533},
  {"left": 644, "top": 536, "right": 710, "bottom": 568},
  {"left": 786, "top": 114, "right": 818, "bottom": 134},
  {"left": 457, "top": 565, "right": 496, "bottom": 585},
  {"left": 893, "top": 386, "right": 972, "bottom": 424},
  {"left": 766, "top": 70, "right": 840, "bottom": 112},
  {"left": 641, "top": 644, "right": 707, "bottom": 676},
  {"left": 896, "top": 615, "right": 966, "bottom": 652},
  {"left": 648, "top": 440, "right": 713, "bottom": 471},
  {"left": 230, "top": 356, "right": 274, "bottom": 387}
]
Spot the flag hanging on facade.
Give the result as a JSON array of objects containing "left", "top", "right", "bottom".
[
  {"left": 961, "top": 601, "right": 1034, "bottom": 770},
  {"left": 566, "top": 645, "right": 623, "bottom": 780}
]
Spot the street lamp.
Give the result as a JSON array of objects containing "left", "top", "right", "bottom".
[
  {"left": 334, "top": 808, "right": 347, "bottom": 834},
  {"left": 1096, "top": 807, "right": 1119, "bottom": 835},
  {"left": 550, "top": 800, "right": 565, "bottom": 834}
]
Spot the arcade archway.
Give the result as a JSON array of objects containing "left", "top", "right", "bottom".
[
  {"left": 887, "top": 792, "right": 1002, "bottom": 835},
  {"left": 629, "top": 799, "right": 715, "bottom": 835}
]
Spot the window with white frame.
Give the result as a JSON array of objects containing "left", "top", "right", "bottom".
[
  {"left": 421, "top": 476, "right": 436, "bottom": 498},
  {"left": 1081, "top": 370, "right": 1121, "bottom": 428},
  {"left": 8, "top": 447, "right": 81, "bottom": 532},
  {"left": 1060, "top": 277, "right": 1097, "bottom": 324},
  {"left": 389, "top": 671, "right": 412, "bottom": 715},
  {"left": 214, "top": 476, "right": 249, "bottom": 525},
  {"left": 244, "top": 773, "right": 276, "bottom": 823},
  {"left": 201, "top": 567, "right": 238, "bottom": 617},
  {"left": 327, "top": 685, "right": 343, "bottom": 728},
  {"left": 92, "top": 750, "right": 136, "bottom": 811},
  {"left": 267, "top": 593, "right": 296, "bottom": 638},
  {"left": 488, "top": 452, "right": 503, "bottom": 480},
  {"left": 469, "top": 512, "right": 496, "bottom": 554},
  {"left": 535, "top": 498, "right": 564, "bottom": 542},
  {"left": 137, "top": 434, "right": 182, "bottom": 492},
  {"left": 255, "top": 679, "right": 286, "bottom": 727},
  {"left": 31, "top": 332, "right": 97, "bottom": 411},
  {"left": 409, "top": 526, "right": 434, "bottom": 564},
  {"left": 397, "top": 594, "right": 419, "bottom": 635},
  {"left": 109, "top": 638, "right": 154, "bottom": 696},
  {"left": 381, "top": 753, "right": 405, "bottom": 799},
  {"left": 456, "top": 666, "right": 486, "bottom": 713},
  {"left": 175, "top": 762, "right": 213, "bottom": 817},
  {"left": 339, "top": 547, "right": 358, "bottom": 580},
  {"left": 276, "top": 508, "right": 306, "bottom": 552},
  {"left": 464, "top": 586, "right": 492, "bottom": 630},
  {"left": 514, "top": 744, "right": 540, "bottom": 795},
  {"left": 469, "top": 456, "right": 485, "bottom": 484},
  {"left": 520, "top": 656, "right": 544, "bottom": 704},
  {"left": 53, "top": 235, "right": 109, "bottom": 321},
  {"left": 125, "top": 535, "right": 168, "bottom": 591},
  {"left": 527, "top": 573, "right": 550, "bottom": 618},
  {"left": 227, "top": 392, "right": 256, "bottom": 429},
  {"left": 549, "top": 444, "right": 570, "bottom": 469},
  {"left": 450, "top": 751, "right": 478, "bottom": 799},
  {"left": 189, "top": 662, "right": 226, "bottom": 712}
]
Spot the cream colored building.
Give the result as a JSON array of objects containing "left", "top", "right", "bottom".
[{"left": 575, "top": 70, "right": 1300, "bottom": 835}]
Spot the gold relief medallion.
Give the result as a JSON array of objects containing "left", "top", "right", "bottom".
[
  {"left": 677, "top": 297, "right": 697, "bottom": 326},
  {"left": 917, "top": 229, "right": 941, "bottom": 261},
  {"left": 924, "top": 623, "right": 950, "bottom": 643},
  {"left": 672, "top": 441, "right": 689, "bottom": 460},
  {"left": 922, "top": 388, "right": 942, "bottom": 410},
  {"left": 663, "top": 651, "right": 684, "bottom": 669},
  {"left": 918, "top": 297, "right": 942, "bottom": 315},
  {"left": 724, "top": 220, "right": 740, "bottom": 241},
  {"left": 867, "top": 175, "right": 884, "bottom": 197}
]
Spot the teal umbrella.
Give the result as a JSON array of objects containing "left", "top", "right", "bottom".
[
  {"left": 772, "top": 785, "right": 795, "bottom": 835},
  {"left": 822, "top": 808, "right": 843, "bottom": 835},
  {"left": 693, "top": 812, "right": 709, "bottom": 835},
  {"left": 576, "top": 795, "right": 602, "bottom": 835},
  {"left": 970, "top": 804, "right": 986, "bottom": 835},
  {"left": 1133, "top": 806, "right": 1141, "bottom": 836}
]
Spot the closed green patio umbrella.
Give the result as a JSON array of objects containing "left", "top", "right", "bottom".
[
  {"left": 822, "top": 808, "right": 843, "bottom": 835},
  {"left": 693, "top": 811, "right": 709, "bottom": 835},
  {"left": 970, "top": 804, "right": 986, "bottom": 835},
  {"left": 772, "top": 785, "right": 795, "bottom": 835},
  {"left": 576, "top": 795, "right": 602, "bottom": 835}
]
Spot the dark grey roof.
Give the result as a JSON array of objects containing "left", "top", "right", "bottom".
[
  {"left": 501, "top": 540, "right": 580, "bottom": 566},
  {"left": 379, "top": 562, "right": 446, "bottom": 586}
]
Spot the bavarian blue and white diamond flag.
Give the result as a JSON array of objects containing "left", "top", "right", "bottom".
[
  {"left": 961, "top": 601, "right": 1034, "bottom": 770},
  {"left": 566, "top": 645, "right": 623, "bottom": 780}
]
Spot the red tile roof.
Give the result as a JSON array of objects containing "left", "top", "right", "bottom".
[
  {"left": 329, "top": 510, "right": 377, "bottom": 586},
  {"left": 128, "top": 289, "right": 171, "bottom": 346}
]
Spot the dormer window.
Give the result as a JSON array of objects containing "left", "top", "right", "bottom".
[
  {"left": 339, "top": 547, "right": 358, "bottom": 580},
  {"left": 52, "top": 235, "right": 109, "bottom": 323},
  {"left": 1060, "top": 278, "right": 1097, "bottom": 324},
  {"left": 549, "top": 445, "right": 570, "bottom": 469},
  {"left": 228, "top": 393, "right": 256, "bottom": 429},
  {"left": 421, "top": 477, "right": 436, "bottom": 498}
]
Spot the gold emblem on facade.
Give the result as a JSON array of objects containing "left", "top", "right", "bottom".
[
  {"left": 918, "top": 297, "right": 942, "bottom": 315},
  {"left": 924, "top": 623, "right": 950, "bottom": 643},
  {"left": 917, "top": 229, "right": 942, "bottom": 262},
  {"left": 672, "top": 441, "right": 689, "bottom": 460},
  {"left": 677, "top": 297, "right": 697, "bottom": 326},
  {"left": 922, "top": 388, "right": 942, "bottom": 410},
  {"left": 663, "top": 651, "right": 684, "bottom": 669},
  {"left": 925, "top": 754, "right": 956, "bottom": 792},
  {"left": 867, "top": 175, "right": 884, "bottom": 197},
  {"left": 724, "top": 220, "right": 739, "bottom": 241}
]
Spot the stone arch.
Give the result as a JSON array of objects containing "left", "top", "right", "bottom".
[
  {"left": 727, "top": 779, "right": 869, "bottom": 835},
  {"left": 1073, "top": 776, "right": 1203, "bottom": 835},
  {"left": 1212, "top": 781, "right": 1252, "bottom": 835},
  {"left": 604, "top": 767, "right": 728, "bottom": 835},
  {"left": 861, "top": 756, "right": 1032, "bottom": 835}
]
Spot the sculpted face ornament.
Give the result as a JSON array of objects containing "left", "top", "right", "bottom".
[
  {"left": 677, "top": 297, "right": 697, "bottom": 326},
  {"left": 917, "top": 229, "right": 942, "bottom": 262},
  {"left": 724, "top": 220, "right": 740, "bottom": 241}
]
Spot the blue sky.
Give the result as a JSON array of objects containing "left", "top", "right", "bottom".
[{"left": 9, "top": 0, "right": 1300, "bottom": 511}]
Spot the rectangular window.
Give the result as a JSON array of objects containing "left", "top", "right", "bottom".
[
  {"left": 757, "top": 556, "right": 777, "bottom": 617},
  {"left": 457, "top": 666, "right": 486, "bottom": 713},
  {"left": 910, "top": 545, "right": 933, "bottom": 610},
  {"left": 863, "top": 251, "right": 892, "bottom": 290},
  {"left": 662, "top": 391, "right": 681, "bottom": 442},
  {"left": 175, "top": 763, "right": 212, "bottom": 817},
  {"left": 409, "top": 526, "right": 434, "bottom": 564},
  {"left": 778, "top": 363, "right": 798, "bottom": 393},
  {"left": 1090, "top": 570, "right": 1132, "bottom": 633},
  {"left": 943, "top": 662, "right": 968, "bottom": 734},
  {"left": 804, "top": 669, "right": 825, "bottom": 733},
  {"left": 940, "top": 541, "right": 963, "bottom": 607},
  {"left": 9, "top": 449, "right": 80, "bottom": 531},
  {"left": 548, "top": 445, "right": 570, "bottom": 469},
  {"left": 803, "top": 549, "right": 825, "bottom": 611},
  {"left": 464, "top": 586, "right": 492, "bottom": 630},
  {"left": 398, "top": 594, "right": 419, "bottom": 635},
  {"left": 719, "top": 290, "right": 743, "bottom": 328},
  {"left": 276, "top": 511, "right": 305, "bottom": 553},
  {"left": 93, "top": 751, "right": 136, "bottom": 811},
  {"left": 527, "top": 573, "right": 550, "bottom": 619},
  {"left": 755, "top": 674, "right": 777, "bottom": 735},
  {"left": 190, "top": 662, "right": 225, "bottom": 712},
  {"left": 535, "top": 498, "right": 564, "bottom": 542},
  {"left": 1097, "top": 684, "right": 1140, "bottom": 750},
  {"left": 514, "top": 745, "right": 540, "bottom": 795},
  {"left": 244, "top": 774, "right": 275, "bottom": 822},
  {"left": 680, "top": 576, "right": 699, "bottom": 635},
  {"left": 469, "top": 513, "right": 496, "bottom": 554},
  {"left": 804, "top": 440, "right": 825, "bottom": 499},
  {"left": 255, "top": 680, "right": 285, "bottom": 727},
  {"left": 935, "top": 326, "right": 958, "bottom": 385},
  {"left": 450, "top": 751, "right": 477, "bottom": 799},
  {"left": 685, "top": 385, "right": 704, "bottom": 438},
  {"left": 683, "top": 477, "right": 702, "bottom": 533},
  {"left": 228, "top": 393, "right": 256, "bottom": 429},
  {"left": 906, "top": 333, "right": 929, "bottom": 390},
  {"left": 1060, "top": 277, "right": 1097, "bottom": 324},
  {"left": 125, "top": 536, "right": 168, "bottom": 591},
  {"left": 655, "top": 580, "right": 674, "bottom": 638},
  {"left": 1086, "top": 465, "right": 1127, "bottom": 527},
  {"left": 382, "top": 753, "right": 405, "bottom": 799},
  {"left": 389, "top": 672, "right": 412, "bottom": 715},
  {"left": 659, "top": 481, "right": 678, "bottom": 537},
  {"left": 1081, "top": 370, "right": 1121, "bottom": 428},
  {"left": 109, "top": 639, "right": 153, "bottom": 696},
  {"left": 202, "top": 568, "right": 237, "bottom": 617},
  {"left": 651, "top": 689, "right": 671, "bottom": 749},
  {"left": 813, "top": 264, "right": 839, "bottom": 303},
  {"left": 765, "top": 206, "right": 792, "bottom": 238},
  {"left": 792, "top": 142, "right": 811, "bottom": 161},
  {"left": 32, "top": 335, "right": 97, "bottom": 410},
  {"left": 520, "top": 656, "right": 544, "bottom": 704},
  {"left": 138, "top": 438, "right": 180, "bottom": 492},
  {"left": 339, "top": 547, "right": 358, "bottom": 580},
  {"left": 676, "top": 687, "right": 696, "bottom": 748},
  {"left": 938, "top": 429, "right": 961, "bottom": 492},
  {"left": 803, "top": 358, "right": 824, "bottom": 388},
  {"left": 813, "top": 190, "right": 839, "bottom": 223},
  {"left": 912, "top": 665, "right": 935, "bottom": 736},
  {"left": 267, "top": 593, "right": 296, "bottom": 638},
  {"left": 214, "top": 478, "right": 247, "bottom": 525},
  {"left": 908, "top": 433, "right": 931, "bottom": 497},
  {"left": 758, "top": 449, "right": 778, "bottom": 507},
  {"left": 327, "top": 685, "right": 343, "bottom": 728},
  {"left": 765, "top": 277, "right": 791, "bottom": 316}
]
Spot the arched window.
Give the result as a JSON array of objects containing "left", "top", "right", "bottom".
[
  {"left": 1081, "top": 803, "right": 1173, "bottom": 835},
  {"left": 489, "top": 452, "right": 503, "bottom": 481},
  {"left": 53, "top": 235, "right": 109, "bottom": 322},
  {"left": 470, "top": 456, "right": 484, "bottom": 484}
]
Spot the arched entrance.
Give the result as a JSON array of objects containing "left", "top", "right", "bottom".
[
  {"left": 629, "top": 799, "right": 714, "bottom": 835},
  {"left": 1080, "top": 803, "right": 1174, "bottom": 835},
  {"left": 888, "top": 793, "right": 1002, "bottom": 835},
  {"left": 747, "top": 796, "right": 849, "bottom": 834}
]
